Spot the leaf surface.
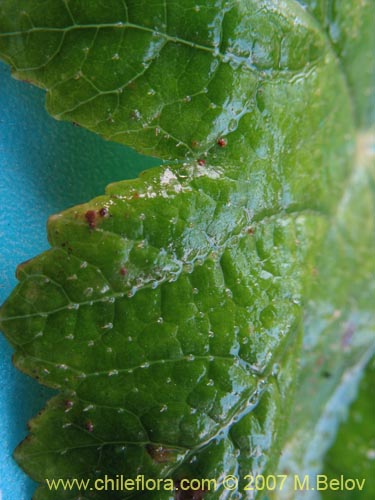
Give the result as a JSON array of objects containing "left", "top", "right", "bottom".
[{"left": 0, "top": 1, "right": 373, "bottom": 499}]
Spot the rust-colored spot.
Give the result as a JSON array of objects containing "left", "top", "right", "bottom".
[
  {"left": 341, "top": 322, "right": 355, "bottom": 349},
  {"left": 217, "top": 137, "right": 227, "bottom": 147},
  {"left": 198, "top": 159, "right": 206, "bottom": 166},
  {"left": 191, "top": 140, "right": 200, "bottom": 148},
  {"left": 146, "top": 445, "right": 174, "bottom": 463},
  {"left": 132, "top": 192, "right": 140, "bottom": 200},
  {"left": 247, "top": 227, "right": 255, "bottom": 235},
  {"left": 99, "top": 207, "right": 109, "bottom": 217},
  {"left": 175, "top": 481, "right": 205, "bottom": 500},
  {"left": 85, "top": 210, "right": 97, "bottom": 229},
  {"left": 84, "top": 420, "right": 94, "bottom": 432},
  {"left": 64, "top": 400, "right": 74, "bottom": 410},
  {"left": 120, "top": 267, "right": 128, "bottom": 276}
]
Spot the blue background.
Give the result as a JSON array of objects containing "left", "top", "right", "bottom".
[{"left": 0, "top": 61, "right": 158, "bottom": 499}]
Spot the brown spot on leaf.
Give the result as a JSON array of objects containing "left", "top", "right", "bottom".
[
  {"left": 64, "top": 400, "right": 74, "bottom": 410},
  {"left": 217, "top": 137, "right": 227, "bottom": 147},
  {"left": 341, "top": 322, "right": 355, "bottom": 349},
  {"left": 120, "top": 267, "right": 128, "bottom": 276},
  {"left": 198, "top": 159, "right": 206, "bottom": 166},
  {"left": 146, "top": 445, "right": 174, "bottom": 463},
  {"left": 175, "top": 481, "right": 205, "bottom": 500},
  {"left": 85, "top": 210, "right": 97, "bottom": 229},
  {"left": 247, "top": 227, "right": 255, "bottom": 235},
  {"left": 99, "top": 207, "right": 109, "bottom": 217}
]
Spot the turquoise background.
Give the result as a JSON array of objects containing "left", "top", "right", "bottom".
[{"left": 0, "top": 61, "right": 158, "bottom": 499}]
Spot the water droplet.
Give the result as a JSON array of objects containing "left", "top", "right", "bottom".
[
  {"left": 228, "top": 118, "right": 238, "bottom": 131},
  {"left": 157, "top": 317, "right": 164, "bottom": 324},
  {"left": 187, "top": 354, "right": 195, "bottom": 361},
  {"left": 248, "top": 394, "right": 258, "bottom": 405},
  {"left": 101, "top": 323, "right": 113, "bottom": 330},
  {"left": 225, "top": 288, "right": 233, "bottom": 298},
  {"left": 192, "top": 288, "right": 199, "bottom": 295},
  {"left": 83, "top": 404, "right": 94, "bottom": 412},
  {"left": 80, "top": 261, "right": 88, "bottom": 269},
  {"left": 141, "top": 362, "right": 150, "bottom": 369},
  {"left": 257, "top": 379, "right": 266, "bottom": 391},
  {"left": 131, "top": 109, "right": 142, "bottom": 121},
  {"left": 106, "top": 347, "right": 113, "bottom": 353},
  {"left": 160, "top": 404, "right": 168, "bottom": 413},
  {"left": 67, "top": 303, "right": 79, "bottom": 310},
  {"left": 183, "top": 95, "right": 192, "bottom": 103},
  {"left": 272, "top": 363, "right": 280, "bottom": 377},
  {"left": 87, "top": 340, "right": 95, "bottom": 347},
  {"left": 166, "top": 377, "right": 172, "bottom": 384},
  {"left": 208, "top": 331, "right": 215, "bottom": 338},
  {"left": 112, "top": 53, "right": 120, "bottom": 60},
  {"left": 206, "top": 379, "right": 214, "bottom": 386},
  {"left": 139, "top": 212, "right": 146, "bottom": 220},
  {"left": 64, "top": 334, "right": 74, "bottom": 340},
  {"left": 108, "top": 369, "right": 118, "bottom": 377},
  {"left": 84, "top": 287, "right": 93, "bottom": 297}
]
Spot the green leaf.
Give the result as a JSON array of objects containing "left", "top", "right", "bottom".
[
  {"left": 276, "top": 132, "right": 375, "bottom": 499},
  {"left": 0, "top": 1, "right": 373, "bottom": 499},
  {"left": 322, "top": 358, "right": 375, "bottom": 500},
  {"left": 297, "top": 0, "right": 375, "bottom": 127}
]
